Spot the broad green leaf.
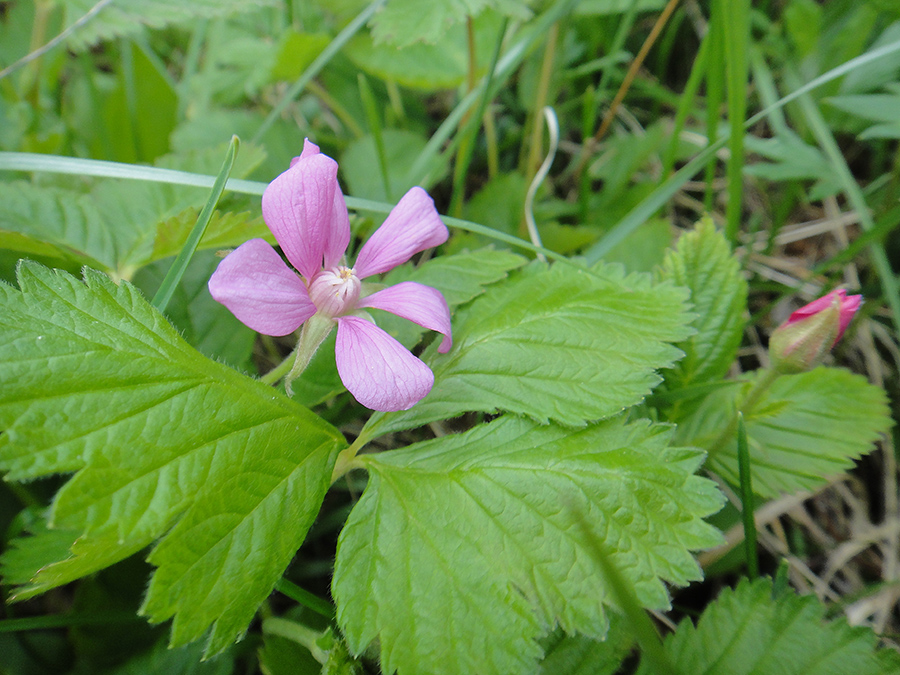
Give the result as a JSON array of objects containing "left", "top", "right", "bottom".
[
  {"left": 369, "top": 0, "right": 531, "bottom": 47},
  {"left": 345, "top": 7, "right": 508, "bottom": 90},
  {"left": 636, "top": 577, "right": 900, "bottom": 674},
  {"left": 0, "top": 263, "right": 346, "bottom": 654},
  {"left": 333, "top": 415, "right": 723, "bottom": 675},
  {"left": 104, "top": 639, "right": 234, "bottom": 675},
  {"left": 369, "top": 261, "right": 692, "bottom": 434},
  {"left": 658, "top": 217, "right": 747, "bottom": 388},
  {"left": 74, "top": 43, "right": 177, "bottom": 164},
  {"left": 674, "top": 368, "right": 891, "bottom": 497},
  {"left": 271, "top": 31, "right": 332, "bottom": 81},
  {"left": 57, "top": 0, "right": 279, "bottom": 51}
]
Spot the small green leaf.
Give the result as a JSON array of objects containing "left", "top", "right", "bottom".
[
  {"left": 659, "top": 217, "right": 747, "bottom": 388},
  {"left": 150, "top": 209, "right": 272, "bottom": 261},
  {"left": 8, "top": 530, "right": 151, "bottom": 602},
  {"left": 636, "top": 577, "right": 900, "bottom": 674},
  {"left": 333, "top": 415, "right": 723, "bottom": 675},
  {"left": 0, "top": 262, "right": 346, "bottom": 654},
  {"left": 370, "top": 261, "right": 692, "bottom": 434},
  {"left": 0, "top": 518, "right": 81, "bottom": 587},
  {"left": 133, "top": 251, "right": 257, "bottom": 370},
  {"left": 744, "top": 131, "right": 842, "bottom": 200},
  {"left": 369, "top": 0, "right": 530, "bottom": 47},
  {"left": 675, "top": 368, "right": 891, "bottom": 497}
]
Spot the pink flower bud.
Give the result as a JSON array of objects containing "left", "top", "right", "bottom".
[{"left": 769, "top": 289, "right": 862, "bottom": 373}]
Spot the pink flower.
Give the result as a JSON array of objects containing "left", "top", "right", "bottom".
[
  {"left": 769, "top": 289, "right": 862, "bottom": 373},
  {"left": 209, "top": 140, "right": 452, "bottom": 412}
]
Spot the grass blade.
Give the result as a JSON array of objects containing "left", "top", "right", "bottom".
[
  {"left": 251, "top": 0, "right": 386, "bottom": 144},
  {"left": 785, "top": 66, "right": 900, "bottom": 332},
  {"left": 736, "top": 412, "right": 759, "bottom": 579},
  {"left": 151, "top": 136, "right": 238, "bottom": 312},
  {"left": 583, "top": 35, "right": 900, "bottom": 264}
]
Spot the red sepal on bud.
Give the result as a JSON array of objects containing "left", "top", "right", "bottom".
[{"left": 769, "top": 289, "right": 862, "bottom": 373}]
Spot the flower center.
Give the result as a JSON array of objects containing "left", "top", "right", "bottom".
[{"left": 308, "top": 266, "right": 361, "bottom": 318}]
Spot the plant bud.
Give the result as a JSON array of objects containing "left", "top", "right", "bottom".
[{"left": 769, "top": 289, "right": 862, "bottom": 373}]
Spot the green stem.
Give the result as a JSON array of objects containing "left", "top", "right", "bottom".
[
  {"left": 262, "top": 617, "right": 328, "bottom": 663},
  {"left": 151, "top": 136, "right": 238, "bottom": 312},
  {"left": 273, "top": 579, "right": 335, "bottom": 620},
  {"left": 708, "top": 367, "right": 781, "bottom": 458},
  {"left": 330, "top": 436, "right": 369, "bottom": 484},
  {"left": 736, "top": 413, "right": 759, "bottom": 579}
]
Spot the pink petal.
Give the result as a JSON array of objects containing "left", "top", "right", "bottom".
[
  {"left": 335, "top": 315, "right": 434, "bottom": 411},
  {"left": 325, "top": 186, "right": 351, "bottom": 270},
  {"left": 290, "top": 138, "right": 322, "bottom": 167},
  {"left": 353, "top": 187, "right": 448, "bottom": 279},
  {"left": 208, "top": 238, "right": 316, "bottom": 336},
  {"left": 261, "top": 151, "right": 350, "bottom": 280},
  {"left": 788, "top": 289, "right": 862, "bottom": 344},
  {"left": 358, "top": 282, "right": 452, "bottom": 353}
]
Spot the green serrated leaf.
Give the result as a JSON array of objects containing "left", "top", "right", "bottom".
[
  {"left": 374, "top": 246, "right": 528, "bottom": 349},
  {"left": 333, "top": 415, "right": 723, "bottom": 675},
  {"left": 104, "top": 638, "right": 234, "bottom": 675},
  {"left": 659, "top": 217, "right": 747, "bottom": 388},
  {"left": 675, "top": 368, "right": 891, "bottom": 497},
  {"left": 0, "top": 144, "right": 266, "bottom": 278},
  {"left": 58, "top": 0, "right": 279, "bottom": 51},
  {"left": 133, "top": 251, "right": 257, "bottom": 370},
  {"left": 150, "top": 209, "right": 272, "bottom": 263},
  {"left": 0, "top": 517, "right": 80, "bottom": 587},
  {"left": 636, "top": 577, "right": 900, "bottom": 674},
  {"left": 383, "top": 247, "right": 527, "bottom": 308},
  {"left": 10, "top": 530, "right": 151, "bottom": 602},
  {"left": 537, "top": 616, "right": 633, "bottom": 675},
  {"left": 0, "top": 262, "right": 346, "bottom": 653},
  {"left": 0, "top": 182, "right": 118, "bottom": 271},
  {"left": 370, "top": 261, "right": 692, "bottom": 434}
]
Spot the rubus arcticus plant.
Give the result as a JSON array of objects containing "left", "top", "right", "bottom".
[{"left": 0, "top": 146, "right": 895, "bottom": 674}]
